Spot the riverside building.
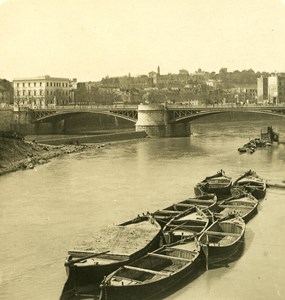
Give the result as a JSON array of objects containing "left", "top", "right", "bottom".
[
  {"left": 13, "top": 75, "right": 75, "bottom": 109},
  {"left": 257, "top": 76, "right": 268, "bottom": 104},
  {"left": 267, "top": 74, "right": 285, "bottom": 105}
]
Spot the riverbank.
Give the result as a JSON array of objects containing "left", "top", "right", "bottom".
[
  {"left": 0, "top": 131, "right": 148, "bottom": 176},
  {"left": 28, "top": 130, "right": 148, "bottom": 145},
  {"left": 0, "top": 137, "right": 100, "bottom": 176}
]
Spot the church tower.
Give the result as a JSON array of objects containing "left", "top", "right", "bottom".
[{"left": 157, "top": 65, "right": 160, "bottom": 76}]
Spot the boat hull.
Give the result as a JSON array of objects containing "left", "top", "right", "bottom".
[
  {"left": 198, "top": 217, "right": 245, "bottom": 267},
  {"left": 100, "top": 260, "right": 200, "bottom": 300},
  {"left": 233, "top": 170, "right": 267, "bottom": 200},
  {"left": 195, "top": 184, "right": 232, "bottom": 198},
  {"left": 194, "top": 171, "right": 232, "bottom": 198},
  {"left": 245, "top": 187, "right": 266, "bottom": 200},
  {"left": 152, "top": 194, "right": 217, "bottom": 226},
  {"left": 217, "top": 196, "right": 259, "bottom": 223},
  {"left": 201, "top": 234, "right": 244, "bottom": 266},
  {"left": 66, "top": 233, "right": 161, "bottom": 287},
  {"left": 99, "top": 245, "right": 201, "bottom": 300}
]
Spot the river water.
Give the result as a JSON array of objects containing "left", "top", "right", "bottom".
[{"left": 1, "top": 119, "right": 285, "bottom": 300}]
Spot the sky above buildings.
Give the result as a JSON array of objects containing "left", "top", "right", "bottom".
[{"left": 1, "top": 0, "right": 285, "bottom": 81}]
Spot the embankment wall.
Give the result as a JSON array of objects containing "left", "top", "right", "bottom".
[
  {"left": 0, "top": 109, "right": 14, "bottom": 131},
  {"left": 38, "top": 131, "right": 148, "bottom": 145}
]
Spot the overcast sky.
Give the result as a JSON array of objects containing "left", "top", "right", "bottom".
[{"left": 1, "top": 0, "right": 285, "bottom": 81}]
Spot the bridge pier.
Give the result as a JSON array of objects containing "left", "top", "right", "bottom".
[
  {"left": 12, "top": 109, "right": 36, "bottom": 134},
  {"left": 136, "top": 104, "right": 190, "bottom": 137},
  {"left": 170, "top": 122, "right": 191, "bottom": 137}
]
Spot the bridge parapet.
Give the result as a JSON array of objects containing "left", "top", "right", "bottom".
[{"left": 31, "top": 109, "right": 57, "bottom": 120}]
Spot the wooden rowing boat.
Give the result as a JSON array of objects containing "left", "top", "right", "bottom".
[
  {"left": 62, "top": 215, "right": 161, "bottom": 297},
  {"left": 216, "top": 192, "right": 258, "bottom": 223},
  {"left": 194, "top": 170, "right": 232, "bottom": 198},
  {"left": 178, "top": 193, "right": 218, "bottom": 211},
  {"left": 233, "top": 170, "right": 266, "bottom": 199},
  {"left": 152, "top": 193, "right": 217, "bottom": 226},
  {"left": 162, "top": 208, "right": 211, "bottom": 244},
  {"left": 198, "top": 216, "right": 245, "bottom": 268},
  {"left": 99, "top": 240, "right": 201, "bottom": 300}
]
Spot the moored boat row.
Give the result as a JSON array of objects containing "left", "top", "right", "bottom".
[
  {"left": 61, "top": 169, "right": 266, "bottom": 300},
  {"left": 99, "top": 213, "right": 246, "bottom": 300}
]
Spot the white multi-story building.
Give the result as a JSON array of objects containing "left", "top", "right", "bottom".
[
  {"left": 257, "top": 76, "right": 268, "bottom": 104},
  {"left": 268, "top": 74, "right": 285, "bottom": 105},
  {"left": 13, "top": 75, "right": 74, "bottom": 108}
]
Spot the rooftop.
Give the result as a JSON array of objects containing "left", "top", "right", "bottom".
[{"left": 13, "top": 75, "right": 70, "bottom": 81}]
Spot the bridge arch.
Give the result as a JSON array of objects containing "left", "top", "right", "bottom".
[
  {"left": 33, "top": 110, "right": 137, "bottom": 124},
  {"left": 169, "top": 109, "right": 285, "bottom": 124}
]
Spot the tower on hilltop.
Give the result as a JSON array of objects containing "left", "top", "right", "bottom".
[{"left": 157, "top": 66, "right": 160, "bottom": 76}]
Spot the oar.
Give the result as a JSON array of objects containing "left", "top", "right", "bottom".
[
  {"left": 205, "top": 235, "right": 209, "bottom": 271},
  {"left": 267, "top": 181, "right": 285, "bottom": 189},
  {"left": 64, "top": 250, "right": 110, "bottom": 266}
]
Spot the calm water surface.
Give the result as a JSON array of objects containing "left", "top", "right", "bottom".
[{"left": 1, "top": 120, "right": 285, "bottom": 300}]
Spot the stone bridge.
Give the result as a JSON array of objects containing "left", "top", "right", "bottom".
[{"left": 24, "top": 104, "right": 285, "bottom": 137}]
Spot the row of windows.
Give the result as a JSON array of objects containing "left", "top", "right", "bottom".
[
  {"left": 16, "top": 90, "right": 69, "bottom": 96},
  {"left": 16, "top": 82, "right": 69, "bottom": 88},
  {"left": 47, "top": 82, "right": 69, "bottom": 88},
  {"left": 46, "top": 90, "right": 69, "bottom": 96}
]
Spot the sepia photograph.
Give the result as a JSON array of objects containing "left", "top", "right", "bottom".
[{"left": 1, "top": 0, "right": 285, "bottom": 299}]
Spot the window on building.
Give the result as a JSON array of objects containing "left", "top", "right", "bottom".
[
  {"left": 34, "top": 82, "right": 36, "bottom": 87},
  {"left": 28, "top": 83, "right": 30, "bottom": 87},
  {"left": 28, "top": 90, "right": 31, "bottom": 96},
  {"left": 40, "top": 82, "right": 42, "bottom": 87},
  {"left": 34, "top": 90, "right": 36, "bottom": 96},
  {"left": 17, "top": 83, "right": 19, "bottom": 87},
  {"left": 23, "top": 83, "right": 25, "bottom": 87},
  {"left": 23, "top": 90, "right": 26, "bottom": 95},
  {"left": 17, "top": 91, "right": 20, "bottom": 96},
  {"left": 47, "top": 91, "right": 49, "bottom": 95},
  {"left": 47, "top": 82, "right": 49, "bottom": 87},
  {"left": 40, "top": 90, "right": 42, "bottom": 96}
]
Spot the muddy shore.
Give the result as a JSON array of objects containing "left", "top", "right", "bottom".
[
  {"left": 0, "top": 131, "right": 148, "bottom": 177},
  {"left": 0, "top": 137, "right": 107, "bottom": 176}
]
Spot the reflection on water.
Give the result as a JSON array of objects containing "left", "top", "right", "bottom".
[{"left": 1, "top": 119, "right": 285, "bottom": 300}]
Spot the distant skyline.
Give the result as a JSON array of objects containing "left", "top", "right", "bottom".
[{"left": 1, "top": 0, "right": 285, "bottom": 81}]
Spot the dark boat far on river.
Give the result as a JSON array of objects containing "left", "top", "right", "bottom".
[{"left": 1, "top": 118, "right": 285, "bottom": 300}]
